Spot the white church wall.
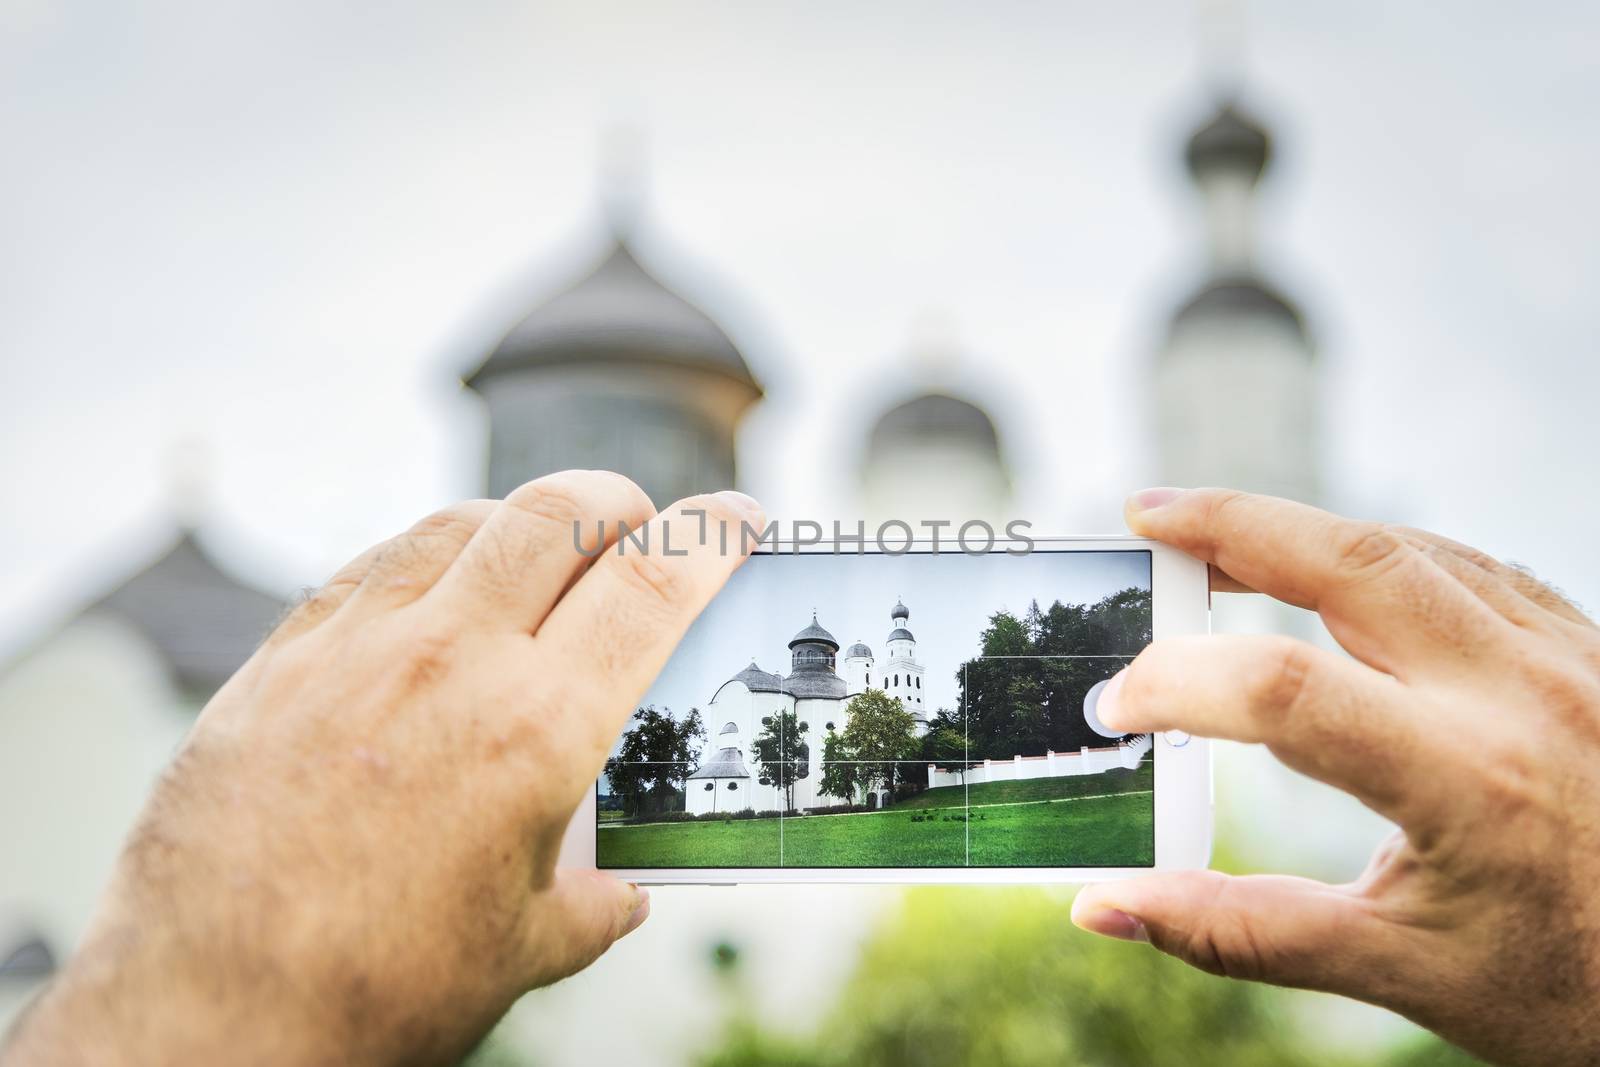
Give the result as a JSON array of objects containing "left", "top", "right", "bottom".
[
  {"left": 0, "top": 613, "right": 193, "bottom": 1031},
  {"left": 926, "top": 743, "right": 1143, "bottom": 790}
]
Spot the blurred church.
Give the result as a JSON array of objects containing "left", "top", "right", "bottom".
[{"left": 0, "top": 89, "right": 1318, "bottom": 1016}]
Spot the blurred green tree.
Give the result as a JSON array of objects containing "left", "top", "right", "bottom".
[{"left": 696, "top": 887, "right": 1488, "bottom": 1067}]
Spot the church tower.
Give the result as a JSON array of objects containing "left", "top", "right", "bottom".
[
  {"left": 461, "top": 224, "right": 764, "bottom": 507},
  {"left": 841, "top": 640, "right": 874, "bottom": 696},
  {"left": 1153, "top": 100, "right": 1318, "bottom": 503},
  {"left": 880, "top": 600, "right": 928, "bottom": 733}
]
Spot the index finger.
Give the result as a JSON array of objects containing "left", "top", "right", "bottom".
[
  {"left": 1126, "top": 487, "right": 1510, "bottom": 678},
  {"left": 534, "top": 490, "right": 766, "bottom": 767}
]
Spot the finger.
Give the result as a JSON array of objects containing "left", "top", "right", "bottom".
[
  {"left": 1396, "top": 526, "right": 1596, "bottom": 631},
  {"left": 1100, "top": 633, "right": 1432, "bottom": 821},
  {"left": 522, "top": 869, "right": 649, "bottom": 988},
  {"left": 338, "top": 500, "right": 499, "bottom": 619},
  {"left": 1072, "top": 871, "right": 1405, "bottom": 999},
  {"left": 535, "top": 490, "right": 765, "bottom": 765},
  {"left": 427, "top": 470, "right": 656, "bottom": 633},
  {"left": 1125, "top": 488, "right": 1510, "bottom": 678},
  {"left": 1208, "top": 565, "right": 1255, "bottom": 594}
]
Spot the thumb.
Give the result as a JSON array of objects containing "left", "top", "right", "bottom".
[
  {"left": 1071, "top": 870, "right": 1396, "bottom": 994},
  {"left": 523, "top": 869, "right": 651, "bottom": 989}
]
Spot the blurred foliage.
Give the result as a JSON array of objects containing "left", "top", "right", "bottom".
[{"left": 696, "top": 887, "right": 1485, "bottom": 1067}]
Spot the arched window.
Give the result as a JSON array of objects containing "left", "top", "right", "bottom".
[
  {"left": 727, "top": 781, "right": 739, "bottom": 791},
  {"left": 916, "top": 676, "right": 921, "bottom": 688},
  {"left": 703, "top": 782, "right": 714, "bottom": 791},
  {"left": 894, "top": 674, "right": 899, "bottom": 687}
]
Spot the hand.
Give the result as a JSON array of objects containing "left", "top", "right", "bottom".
[
  {"left": 1, "top": 471, "right": 764, "bottom": 1066},
  {"left": 1070, "top": 487, "right": 1600, "bottom": 1067}
]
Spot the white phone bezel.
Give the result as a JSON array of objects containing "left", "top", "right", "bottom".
[{"left": 560, "top": 536, "right": 1211, "bottom": 884}]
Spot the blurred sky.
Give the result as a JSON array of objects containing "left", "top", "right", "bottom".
[{"left": 3, "top": 0, "right": 1598, "bottom": 647}]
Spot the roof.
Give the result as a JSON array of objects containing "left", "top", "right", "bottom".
[
  {"left": 1170, "top": 275, "right": 1307, "bottom": 341},
  {"left": 868, "top": 393, "right": 1000, "bottom": 454},
  {"left": 92, "top": 530, "right": 287, "bottom": 696},
  {"left": 844, "top": 641, "right": 873, "bottom": 659},
  {"left": 718, "top": 720, "right": 740, "bottom": 736},
  {"left": 891, "top": 599, "right": 909, "bottom": 619},
  {"left": 462, "top": 240, "right": 761, "bottom": 392},
  {"left": 788, "top": 614, "right": 839, "bottom": 650},
  {"left": 887, "top": 627, "right": 915, "bottom": 643},
  {"left": 0, "top": 935, "right": 54, "bottom": 980},
  {"left": 729, "top": 661, "right": 784, "bottom": 693},
  {"left": 782, "top": 671, "right": 848, "bottom": 700},
  {"left": 688, "top": 746, "right": 751, "bottom": 780},
  {"left": 1185, "top": 101, "right": 1271, "bottom": 184}
]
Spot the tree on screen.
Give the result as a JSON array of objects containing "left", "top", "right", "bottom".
[
  {"left": 959, "top": 587, "right": 1152, "bottom": 759},
  {"left": 838, "top": 688, "right": 920, "bottom": 806},
  {"left": 817, "top": 729, "right": 861, "bottom": 806},
  {"left": 752, "top": 710, "right": 810, "bottom": 813},
  {"left": 603, "top": 706, "right": 705, "bottom": 817}
]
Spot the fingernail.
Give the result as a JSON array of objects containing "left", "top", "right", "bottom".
[
  {"left": 1074, "top": 905, "right": 1148, "bottom": 943},
  {"left": 713, "top": 490, "right": 764, "bottom": 520},
  {"left": 1127, "top": 487, "right": 1185, "bottom": 512},
  {"left": 1098, "top": 670, "right": 1129, "bottom": 731},
  {"left": 621, "top": 885, "right": 651, "bottom": 938}
]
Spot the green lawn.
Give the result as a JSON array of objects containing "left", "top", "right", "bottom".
[
  {"left": 596, "top": 764, "right": 1153, "bottom": 869},
  {"left": 896, "top": 761, "right": 1153, "bottom": 811}
]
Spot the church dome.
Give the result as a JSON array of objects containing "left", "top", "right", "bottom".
[
  {"left": 868, "top": 393, "right": 1000, "bottom": 454},
  {"left": 891, "top": 599, "right": 909, "bottom": 621},
  {"left": 887, "top": 627, "right": 915, "bottom": 643},
  {"left": 1169, "top": 275, "right": 1307, "bottom": 343},
  {"left": 844, "top": 641, "right": 873, "bottom": 659},
  {"left": 787, "top": 614, "right": 839, "bottom": 651},
  {"left": 1185, "top": 101, "right": 1271, "bottom": 184},
  {"left": 462, "top": 240, "right": 761, "bottom": 392}
]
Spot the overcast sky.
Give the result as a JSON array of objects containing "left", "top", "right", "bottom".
[{"left": 3, "top": 1, "right": 1598, "bottom": 648}]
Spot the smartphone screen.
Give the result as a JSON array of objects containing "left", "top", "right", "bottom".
[{"left": 595, "top": 546, "right": 1154, "bottom": 869}]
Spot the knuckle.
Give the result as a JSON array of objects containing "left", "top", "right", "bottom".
[
  {"left": 1249, "top": 637, "right": 1316, "bottom": 726},
  {"left": 614, "top": 547, "right": 689, "bottom": 610},
  {"left": 1332, "top": 522, "right": 1411, "bottom": 582},
  {"left": 504, "top": 475, "right": 597, "bottom": 531},
  {"left": 407, "top": 504, "right": 489, "bottom": 544}
]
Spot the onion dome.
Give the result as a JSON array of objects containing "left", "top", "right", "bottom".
[
  {"left": 462, "top": 240, "right": 761, "bottom": 393},
  {"left": 1170, "top": 275, "right": 1306, "bottom": 341},
  {"left": 844, "top": 641, "right": 873, "bottom": 660},
  {"left": 787, "top": 614, "right": 839, "bottom": 651},
  {"left": 1185, "top": 101, "right": 1271, "bottom": 185},
  {"left": 891, "top": 599, "right": 909, "bottom": 621},
  {"left": 869, "top": 393, "right": 1000, "bottom": 456}
]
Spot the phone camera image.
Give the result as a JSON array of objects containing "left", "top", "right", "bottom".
[{"left": 595, "top": 547, "right": 1155, "bottom": 872}]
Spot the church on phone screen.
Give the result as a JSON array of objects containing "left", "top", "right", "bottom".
[{"left": 685, "top": 599, "right": 927, "bottom": 814}]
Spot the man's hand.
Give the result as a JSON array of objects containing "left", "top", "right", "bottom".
[
  {"left": 1071, "top": 487, "right": 1600, "bottom": 1067},
  {"left": 2, "top": 471, "right": 764, "bottom": 1066}
]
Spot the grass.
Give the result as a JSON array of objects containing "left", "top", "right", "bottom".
[{"left": 596, "top": 762, "right": 1153, "bottom": 869}]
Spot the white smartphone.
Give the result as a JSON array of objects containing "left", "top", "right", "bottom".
[{"left": 561, "top": 537, "right": 1211, "bottom": 883}]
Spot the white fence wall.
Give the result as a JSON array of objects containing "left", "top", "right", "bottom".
[{"left": 927, "top": 735, "right": 1151, "bottom": 790}]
